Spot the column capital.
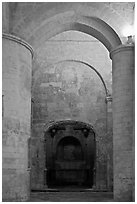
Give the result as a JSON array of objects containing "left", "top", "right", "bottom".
[
  {"left": 106, "top": 95, "right": 112, "bottom": 103},
  {"left": 2, "top": 33, "right": 34, "bottom": 58},
  {"left": 110, "top": 44, "right": 134, "bottom": 59}
]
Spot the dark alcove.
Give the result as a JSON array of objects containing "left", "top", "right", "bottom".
[
  {"left": 45, "top": 121, "right": 96, "bottom": 188},
  {"left": 55, "top": 136, "right": 84, "bottom": 185}
]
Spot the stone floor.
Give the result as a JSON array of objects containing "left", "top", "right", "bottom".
[{"left": 29, "top": 191, "right": 113, "bottom": 202}]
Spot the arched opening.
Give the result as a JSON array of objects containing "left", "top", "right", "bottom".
[
  {"left": 29, "top": 7, "right": 134, "bottom": 201},
  {"left": 45, "top": 120, "right": 96, "bottom": 188},
  {"left": 24, "top": 12, "right": 122, "bottom": 51},
  {"left": 31, "top": 12, "right": 118, "bottom": 192}
]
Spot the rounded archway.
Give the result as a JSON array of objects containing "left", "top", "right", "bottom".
[
  {"left": 10, "top": 3, "right": 123, "bottom": 51},
  {"left": 35, "top": 16, "right": 121, "bottom": 51},
  {"left": 29, "top": 14, "right": 122, "bottom": 52}
]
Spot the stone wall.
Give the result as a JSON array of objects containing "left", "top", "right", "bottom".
[{"left": 31, "top": 32, "right": 113, "bottom": 190}]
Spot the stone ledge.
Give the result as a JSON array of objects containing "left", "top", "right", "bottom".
[
  {"left": 2, "top": 33, "right": 34, "bottom": 58},
  {"left": 106, "top": 96, "right": 112, "bottom": 103}
]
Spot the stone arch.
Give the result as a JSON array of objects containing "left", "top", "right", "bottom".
[
  {"left": 11, "top": 3, "right": 124, "bottom": 51},
  {"left": 30, "top": 14, "right": 122, "bottom": 52}
]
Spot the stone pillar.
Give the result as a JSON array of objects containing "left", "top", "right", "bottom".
[
  {"left": 2, "top": 33, "right": 33, "bottom": 201},
  {"left": 106, "top": 95, "right": 112, "bottom": 133},
  {"left": 106, "top": 95, "right": 113, "bottom": 191},
  {"left": 110, "top": 45, "right": 134, "bottom": 201}
]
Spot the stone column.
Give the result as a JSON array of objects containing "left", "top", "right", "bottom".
[
  {"left": 105, "top": 95, "right": 113, "bottom": 191},
  {"left": 106, "top": 95, "right": 112, "bottom": 133},
  {"left": 110, "top": 44, "right": 134, "bottom": 201},
  {"left": 2, "top": 33, "right": 33, "bottom": 201}
]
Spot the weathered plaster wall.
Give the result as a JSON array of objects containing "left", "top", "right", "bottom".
[{"left": 33, "top": 61, "right": 106, "bottom": 123}]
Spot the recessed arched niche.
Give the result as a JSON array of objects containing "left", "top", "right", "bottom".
[{"left": 56, "top": 136, "right": 84, "bottom": 162}]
